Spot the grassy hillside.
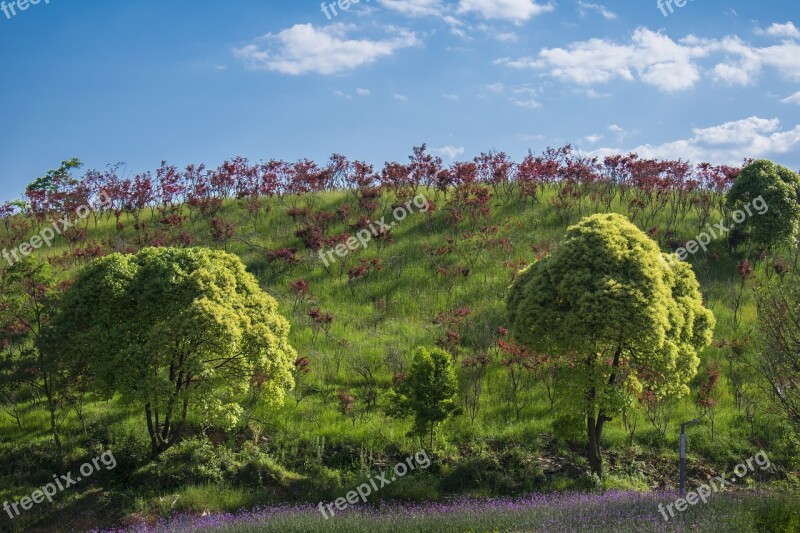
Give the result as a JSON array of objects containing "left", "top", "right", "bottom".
[{"left": 1, "top": 184, "right": 798, "bottom": 531}]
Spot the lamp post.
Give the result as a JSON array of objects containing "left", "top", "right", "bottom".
[{"left": 679, "top": 419, "right": 702, "bottom": 496}]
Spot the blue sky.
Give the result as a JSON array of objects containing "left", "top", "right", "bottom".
[{"left": 1, "top": 0, "right": 799, "bottom": 202}]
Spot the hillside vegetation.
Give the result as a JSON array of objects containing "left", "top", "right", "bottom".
[{"left": 1, "top": 147, "right": 800, "bottom": 531}]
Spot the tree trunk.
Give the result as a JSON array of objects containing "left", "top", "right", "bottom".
[
  {"left": 587, "top": 410, "right": 603, "bottom": 478},
  {"left": 585, "top": 346, "right": 622, "bottom": 479},
  {"left": 43, "top": 373, "right": 62, "bottom": 456},
  {"left": 145, "top": 402, "right": 159, "bottom": 457},
  {"left": 48, "top": 396, "right": 62, "bottom": 453}
]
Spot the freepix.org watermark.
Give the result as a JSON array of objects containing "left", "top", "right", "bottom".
[
  {"left": 320, "top": 0, "right": 370, "bottom": 20},
  {"left": 661, "top": 195, "right": 768, "bottom": 269},
  {"left": 3, "top": 451, "right": 117, "bottom": 520},
  {"left": 1, "top": 192, "right": 111, "bottom": 267},
  {"left": 318, "top": 451, "right": 431, "bottom": 519},
  {"left": 1, "top": 0, "right": 49, "bottom": 21},
  {"left": 318, "top": 193, "right": 429, "bottom": 268},
  {"left": 657, "top": 0, "right": 695, "bottom": 17},
  {"left": 658, "top": 450, "right": 771, "bottom": 522}
]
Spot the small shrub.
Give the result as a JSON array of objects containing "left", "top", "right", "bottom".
[
  {"left": 295, "top": 463, "right": 344, "bottom": 501},
  {"left": 231, "top": 443, "right": 302, "bottom": 489},
  {"left": 142, "top": 436, "right": 224, "bottom": 487}
]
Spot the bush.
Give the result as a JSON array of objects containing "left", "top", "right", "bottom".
[
  {"left": 379, "top": 472, "right": 440, "bottom": 501},
  {"left": 440, "top": 455, "right": 503, "bottom": 495},
  {"left": 102, "top": 428, "right": 151, "bottom": 476},
  {"left": 230, "top": 443, "right": 302, "bottom": 489},
  {"left": 295, "top": 463, "right": 345, "bottom": 501},
  {"left": 440, "top": 449, "right": 544, "bottom": 496},
  {"left": 141, "top": 436, "right": 224, "bottom": 487}
]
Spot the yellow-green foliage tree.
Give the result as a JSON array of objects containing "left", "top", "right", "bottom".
[
  {"left": 507, "top": 213, "right": 715, "bottom": 477},
  {"left": 46, "top": 247, "right": 296, "bottom": 456}
]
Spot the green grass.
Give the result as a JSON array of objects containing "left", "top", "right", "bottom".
[
  {"left": 0, "top": 185, "right": 797, "bottom": 530},
  {"left": 95, "top": 492, "right": 800, "bottom": 533}
]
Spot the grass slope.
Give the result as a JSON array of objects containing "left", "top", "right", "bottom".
[{"left": 1, "top": 187, "right": 797, "bottom": 531}]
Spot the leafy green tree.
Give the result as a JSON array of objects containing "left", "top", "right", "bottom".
[
  {"left": 391, "top": 347, "right": 458, "bottom": 448},
  {"left": 25, "top": 157, "right": 83, "bottom": 193},
  {"left": 46, "top": 247, "right": 296, "bottom": 456},
  {"left": 0, "top": 258, "right": 70, "bottom": 452},
  {"left": 726, "top": 159, "right": 800, "bottom": 249},
  {"left": 507, "top": 213, "right": 715, "bottom": 477}
]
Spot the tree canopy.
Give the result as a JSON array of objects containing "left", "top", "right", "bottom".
[
  {"left": 0, "top": 257, "right": 70, "bottom": 451},
  {"left": 726, "top": 159, "right": 800, "bottom": 248},
  {"left": 507, "top": 213, "right": 715, "bottom": 477},
  {"left": 45, "top": 247, "right": 296, "bottom": 455},
  {"left": 391, "top": 346, "right": 458, "bottom": 448}
]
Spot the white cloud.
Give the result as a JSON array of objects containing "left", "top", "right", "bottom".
[
  {"left": 335, "top": 88, "right": 371, "bottom": 98},
  {"left": 712, "top": 62, "right": 754, "bottom": 86},
  {"left": 494, "top": 32, "right": 519, "bottom": 42},
  {"left": 757, "top": 42, "right": 800, "bottom": 80},
  {"left": 510, "top": 86, "right": 541, "bottom": 108},
  {"left": 378, "top": 0, "right": 474, "bottom": 39},
  {"left": 781, "top": 90, "right": 800, "bottom": 104},
  {"left": 498, "top": 25, "right": 800, "bottom": 92},
  {"left": 443, "top": 93, "right": 460, "bottom": 100},
  {"left": 757, "top": 22, "right": 800, "bottom": 40},
  {"left": 442, "top": 15, "right": 469, "bottom": 37},
  {"left": 585, "top": 134, "right": 603, "bottom": 143},
  {"left": 703, "top": 35, "right": 800, "bottom": 86},
  {"left": 234, "top": 24, "right": 418, "bottom": 75},
  {"left": 434, "top": 145, "right": 466, "bottom": 159},
  {"left": 593, "top": 116, "right": 800, "bottom": 164},
  {"left": 457, "top": 0, "right": 554, "bottom": 23},
  {"left": 486, "top": 82, "right": 506, "bottom": 93},
  {"left": 576, "top": 1, "right": 617, "bottom": 20},
  {"left": 513, "top": 87, "right": 539, "bottom": 96},
  {"left": 512, "top": 98, "right": 541, "bottom": 109},
  {"left": 378, "top": 0, "right": 444, "bottom": 16},
  {"left": 392, "top": 93, "right": 408, "bottom": 101},
  {"left": 473, "top": 23, "right": 519, "bottom": 42},
  {"left": 574, "top": 88, "right": 610, "bottom": 98},
  {"left": 519, "top": 133, "right": 546, "bottom": 142},
  {"left": 607, "top": 123, "right": 633, "bottom": 142},
  {"left": 497, "top": 28, "right": 706, "bottom": 92}
]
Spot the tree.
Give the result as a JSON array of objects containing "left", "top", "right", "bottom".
[
  {"left": 497, "top": 338, "right": 537, "bottom": 421},
  {"left": 45, "top": 247, "right": 296, "bottom": 456},
  {"left": 694, "top": 360, "right": 722, "bottom": 441},
  {"left": 25, "top": 157, "right": 82, "bottom": 194},
  {"left": 0, "top": 257, "right": 70, "bottom": 452},
  {"left": 753, "top": 276, "right": 800, "bottom": 435},
  {"left": 391, "top": 347, "right": 458, "bottom": 448},
  {"left": 726, "top": 159, "right": 800, "bottom": 249},
  {"left": 507, "top": 213, "right": 715, "bottom": 477}
]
